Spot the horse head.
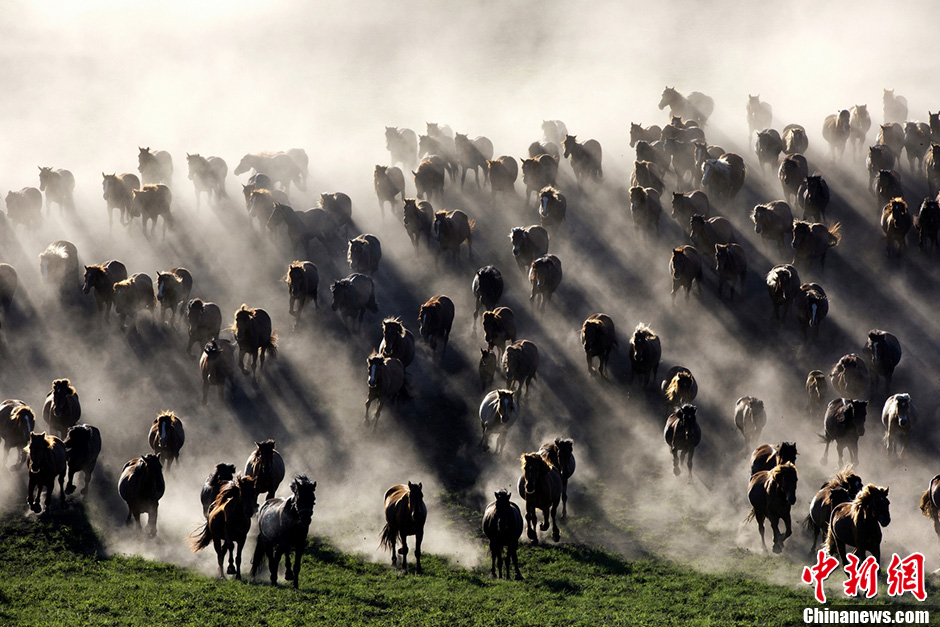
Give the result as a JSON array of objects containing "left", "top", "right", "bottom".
[
  {"left": 520, "top": 453, "right": 545, "bottom": 494},
  {"left": 367, "top": 352, "right": 384, "bottom": 388},
  {"left": 676, "top": 404, "right": 698, "bottom": 438},
  {"left": 253, "top": 440, "right": 276, "bottom": 474},
  {"left": 496, "top": 389, "right": 515, "bottom": 423},
  {"left": 27, "top": 432, "right": 49, "bottom": 473},
  {"left": 15, "top": 407, "right": 35, "bottom": 436},
  {"left": 658, "top": 87, "right": 675, "bottom": 110},
  {"left": 382, "top": 318, "right": 403, "bottom": 345},
  {"left": 433, "top": 211, "right": 447, "bottom": 240},
  {"left": 406, "top": 481, "right": 424, "bottom": 522},
  {"left": 330, "top": 279, "right": 347, "bottom": 312},
  {"left": 858, "top": 485, "right": 890, "bottom": 528},
  {"left": 51, "top": 379, "right": 74, "bottom": 416},
  {"left": 849, "top": 400, "right": 868, "bottom": 435},
  {"left": 771, "top": 463, "right": 798, "bottom": 506},
  {"left": 479, "top": 348, "right": 497, "bottom": 376},
  {"left": 792, "top": 220, "right": 810, "bottom": 249},
  {"left": 894, "top": 394, "right": 912, "bottom": 427},
  {"left": 562, "top": 135, "right": 576, "bottom": 158},
  {"left": 290, "top": 474, "right": 317, "bottom": 523},
  {"left": 82, "top": 266, "right": 98, "bottom": 294},
  {"left": 287, "top": 266, "right": 305, "bottom": 297},
  {"left": 777, "top": 441, "right": 798, "bottom": 465},
  {"left": 233, "top": 305, "right": 252, "bottom": 340},
  {"left": 509, "top": 228, "right": 525, "bottom": 256},
  {"left": 402, "top": 198, "right": 418, "bottom": 225},
  {"left": 554, "top": 438, "right": 573, "bottom": 467}
]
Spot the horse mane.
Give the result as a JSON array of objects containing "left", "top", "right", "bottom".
[
  {"left": 53, "top": 379, "right": 76, "bottom": 395},
  {"left": 665, "top": 372, "right": 692, "bottom": 400},
  {"left": 851, "top": 485, "right": 888, "bottom": 526},
  {"left": 765, "top": 462, "right": 797, "bottom": 489},
  {"left": 824, "top": 466, "right": 860, "bottom": 491},
  {"left": 519, "top": 451, "right": 546, "bottom": 471},
  {"left": 156, "top": 410, "right": 176, "bottom": 422},
  {"left": 368, "top": 350, "right": 384, "bottom": 361},
  {"left": 633, "top": 322, "right": 656, "bottom": 340},
  {"left": 212, "top": 474, "right": 253, "bottom": 510}
]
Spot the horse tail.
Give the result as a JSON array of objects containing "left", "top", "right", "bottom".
[
  {"left": 920, "top": 489, "right": 938, "bottom": 521},
  {"left": 743, "top": 508, "right": 756, "bottom": 524},
  {"left": 823, "top": 525, "right": 838, "bottom": 557},
  {"left": 816, "top": 432, "right": 829, "bottom": 443},
  {"left": 827, "top": 222, "right": 842, "bottom": 246},
  {"left": 801, "top": 514, "right": 817, "bottom": 535},
  {"left": 249, "top": 536, "right": 267, "bottom": 577},
  {"left": 188, "top": 523, "right": 212, "bottom": 552},
  {"left": 378, "top": 523, "right": 396, "bottom": 552},
  {"left": 467, "top": 218, "right": 476, "bottom": 233},
  {"left": 266, "top": 331, "right": 278, "bottom": 358}
]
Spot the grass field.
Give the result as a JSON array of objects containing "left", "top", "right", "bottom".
[{"left": 1, "top": 508, "right": 934, "bottom": 627}]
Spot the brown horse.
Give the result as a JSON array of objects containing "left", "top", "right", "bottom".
[
  {"left": 630, "top": 122, "right": 663, "bottom": 147},
  {"left": 487, "top": 156, "right": 518, "bottom": 196},
  {"left": 482, "top": 306, "right": 516, "bottom": 356},
  {"left": 671, "top": 190, "right": 710, "bottom": 231},
  {"left": 798, "top": 174, "right": 830, "bottom": 223},
  {"left": 765, "top": 264, "right": 801, "bottom": 323},
  {"left": 849, "top": 105, "right": 871, "bottom": 157},
  {"left": 755, "top": 129, "right": 784, "bottom": 173},
  {"left": 201, "top": 462, "right": 237, "bottom": 518},
  {"left": 472, "top": 266, "right": 503, "bottom": 323},
  {"left": 118, "top": 453, "right": 165, "bottom": 536},
  {"left": 925, "top": 145, "right": 940, "bottom": 198},
  {"left": 830, "top": 354, "right": 870, "bottom": 400},
  {"left": 875, "top": 169, "right": 903, "bottom": 210},
  {"left": 232, "top": 305, "right": 277, "bottom": 377},
  {"left": 200, "top": 339, "right": 235, "bottom": 404},
  {"left": 42, "top": 379, "right": 81, "bottom": 438},
  {"left": 347, "top": 234, "right": 383, "bottom": 276},
  {"left": 156, "top": 267, "right": 193, "bottom": 324},
  {"left": 113, "top": 273, "right": 156, "bottom": 329},
  {"left": 581, "top": 313, "right": 617, "bottom": 376},
  {"left": 903, "top": 122, "right": 931, "bottom": 173},
  {"left": 629, "top": 186, "right": 661, "bottom": 240},
  {"left": 186, "top": 154, "right": 227, "bottom": 211},
  {"left": 284, "top": 261, "right": 319, "bottom": 325},
  {"left": 479, "top": 389, "right": 518, "bottom": 453},
  {"left": 138, "top": 147, "right": 173, "bottom": 184},
  {"left": 331, "top": 274, "right": 378, "bottom": 333},
  {"left": 918, "top": 475, "right": 940, "bottom": 559},
  {"left": 792, "top": 221, "right": 841, "bottom": 272},
  {"left": 690, "top": 215, "right": 734, "bottom": 252},
  {"left": 380, "top": 318, "right": 415, "bottom": 369},
  {"left": 795, "top": 282, "right": 828, "bottom": 343},
  {"left": 528, "top": 254, "right": 562, "bottom": 311},
  {"left": 5, "top": 187, "right": 42, "bottom": 231},
  {"left": 386, "top": 127, "right": 418, "bottom": 171},
  {"left": 379, "top": 482, "right": 427, "bottom": 573},
  {"left": 562, "top": 135, "right": 602, "bottom": 185},
  {"left": 782, "top": 124, "right": 808, "bottom": 155},
  {"left": 455, "top": 133, "right": 493, "bottom": 187},
  {"left": 670, "top": 246, "right": 703, "bottom": 301},
  {"left": 778, "top": 153, "right": 808, "bottom": 206},
  {"left": 702, "top": 154, "right": 746, "bottom": 204},
  {"left": 418, "top": 295, "right": 455, "bottom": 356},
  {"left": 365, "top": 353, "right": 405, "bottom": 428},
  {"left": 479, "top": 349, "right": 498, "bottom": 391},
  {"left": 318, "top": 192, "right": 353, "bottom": 235},
  {"left": 25, "top": 432, "right": 67, "bottom": 513},
  {"left": 189, "top": 474, "right": 258, "bottom": 580},
  {"left": 502, "top": 340, "right": 539, "bottom": 395},
  {"left": 101, "top": 173, "right": 139, "bottom": 231},
  {"left": 826, "top": 484, "right": 890, "bottom": 566},
  {"left": 374, "top": 165, "right": 406, "bottom": 218},
  {"left": 881, "top": 393, "right": 916, "bottom": 459},
  {"left": 806, "top": 370, "right": 828, "bottom": 416},
  {"left": 148, "top": 411, "right": 185, "bottom": 472},
  {"left": 64, "top": 424, "right": 101, "bottom": 497},
  {"left": 0, "top": 400, "right": 34, "bottom": 468},
  {"left": 521, "top": 154, "right": 558, "bottom": 204},
  {"left": 881, "top": 198, "right": 912, "bottom": 257},
  {"left": 715, "top": 243, "right": 747, "bottom": 300},
  {"left": 434, "top": 210, "right": 474, "bottom": 262},
  {"left": 132, "top": 184, "right": 173, "bottom": 239},
  {"left": 517, "top": 452, "right": 561, "bottom": 543},
  {"left": 83, "top": 261, "right": 128, "bottom": 321},
  {"left": 412, "top": 157, "right": 445, "bottom": 202},
  {"left": 39, "top": 240, "right": 80, "bottom": 295},
  {"left": 867, "top": 146, "right": 896, "bottom": 194},
  {"left": 629, "top": 322, "right": 661, "bottom": 388},
  {"left": 749, "top": 442, "right": 798, "bottom": 476},
  {"left": 251, "top": 474, "right": 317, "bottom": 587},
  {"left": 822, "top": 110, "right": 851, "bottom": 159},
  {"left": 751, "top": 201, "right": 793, "bottom": 253},
  {"left": 538, "top": 186, "right": 567, "bottom": 231},
  {"left": 38, "top": 166, "right": 75, "bottom": 215},
  {"left": 510, "top": 226, "right": 550, "bottom": 273},
  {"left": 245, "top": 440, "right": 285, "bottom": 502},
  {"left": 234, "top": 152, "right": 304, "bottom": 193},
  {"left": 746, "top": 462, "right": 798, "bottom": 553},
  {"left": 187, "top": 299, "right": 222, "bottom": 356},
  {"left": 805, "top": 467, "right": 864, "bottom": 556},
  {"left": 659, "top": 87, "right": 714, "bottom": 125},
  {"left": 631, "top": 160, "right": 665, "bottom": 196},
  {"left": 402, "top": 198, "right": 433, "bottom": 251},
  {"left": 821, "top": 399, "right": 868, "bottom": 467},
  {"left": 664, "top": 404, "right": 701, "bottom": 478},
  {"left": 539, "top": 438, "right": 575, "bottom": 518},
  {"left": 661, "top": 366, "right": 697, "bottom": 407},
  {"left": 482, "top": 489, "right": 524, "bottom": 580},
  {"left": 866, "top": 329, "right": 901, "bottom": 395},
  {"left": 917, "top": 195, "right": 940, "bottom": 251},
  {"left": 734, "top": 397, "right": 766, "bottom": 451}
]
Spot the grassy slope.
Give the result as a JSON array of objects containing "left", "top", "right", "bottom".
[{"left": 1, "top": 511, "right": 934, "bottom": 627}]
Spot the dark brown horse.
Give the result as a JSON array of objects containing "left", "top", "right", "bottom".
[
  {"left": 412, "top": 157, "right": 445, "bottom": 202},
  {"left": 402, "top": 198, "right": 433, "bottom": 251},
  {"left": 25, "top": 431, "right": 66, "bottom": 514},
  {"left": 664, "top": 404, "right": 701, "bottom": 478},
  {"left": 200, "top": 339, "right": 235, "bottom": 404},
  {"left": 479, "top": 349, "right": 498, "bottom": 391},
  {"left": 0, "top": 400, "right": 34, "bottom": 468},
  {"left": 148, "top": 411, "right": 185, "bottom": 472},
  {"left": 798, "top": 175, "right": 830, "bottom": 223},
  {"left": 245, "top": 440, "right": 285, "bottom": 502},
  {"left": 881, "top": 198, "right": 912, "bottom": 257},
  {"left": 581, "top": 314, "right": 617, "bottom": 376},
  {"left": 434, "top": 210, "right": 474, "bottom": 262},
  {"left": 562, "top": 135, "right": 602, "bottom": 185},
  {"left": 347, "top": 234, "right": 383, "bottom": 276},
  {"left": 866, "top": 329, "right": 901, "bottom": 395},
  {"left": 821, "top": 399, "right": 868, "bottom": 467},
  {"left": 472, "top": 266, "right": 503, "bottom": 323},
  {"left": 118, "top": 453, "right": 165, "bottom": 536},
  {"left": 671, "top": 190, "right": 710, "bottom": 231},
  {"left": 42, "top": 379, "right": 81, "bottom": 438},
  {"left": 806, "top": 370, "right": 828, "bottom": 416},
  {"left": 746, "top": 462, "right": 798, "bottom": 553},
  {"left": 734, "top": 397, "right": 766, "bottom": 451},
  {"left": 521, "top": 154, "right": 558, "bottom": 204},
  {"left": 661, "top": 366, "right": 697, "bottom": 407},
  {"left": 689, "top": 215, "right": 734, "bottom": 252},
  {"left": 749, "top": 442, "right": 798, "bottom": 476},
  {"left": 187, "top": 299, "right": 222, "bottom": 356},
  {"left": 112, "top": 273, "right": 156, "bottom": 329},
  {"left": 418, "top": 295, "right": 455, "bottom": 356},
  {"left": 875, "top": 169, "right": 903, "bottom": 211},
  {"left": 510, "top": 226, "right": 549, "bottom": 273},
  {"left": 331, "top": 274, "right": 378, "bottom": 333},
  {"left": 778, "top": 153, "right": 808, "bottom": 206},
  {"left": 826, "top": 484, "right": 890, "bottom": 566},
  {"left": 795, "top": 282, "right": 828, "bottom": 343},
  {"left": 64, "top": 424, "right": 101, "bottom": 497},
  {"left": 318, "top": 192, "right": 353, "bottom": 235},
  {"left": 915, "top": 197, "right": 940, "bottom": 250},
  {"left": 232, "top": 305, "right": 277, "bottom": 377},
  {"left": 502, "top": 340, "right": 539, "bottom": 395},
  {"left": 629, "top": 186, "right": 661, "bottom": 240},
  {"left": 284, "top": 261, "right": 319, "bottom": 325},
  {"left": 201, "top": 462, "right": 237, "bottom": 518},
  {"left": 156, "top": 267, "right": 193, "bottom": 324},
  {"left": 517, "top": 453, "right": 561, "bottom": 543},
  {"left": 83, "top": 260, "right": 128, "bottom": 321},
  {"left": 528, "top": 254, "right": 562, "bottom": 311},
  {"left": 374, "top": 165, "right": 406, "bottom": 217},
  {"left": 482, "top": 306, "right": 516, "bottom": 357},
  {"left": 455, "top": 133, "right": 493, "bottom": 187},
  {"left": 715, "top": 243, "right": 747, "bottom": 300},
  {"left": 538, "top": 186, "right": 567, "bottom": 231},
  {"left": 102, "top": 173, "right": 140, "bottom": 231},
  {"left": 926, "top": 144, "right": 940, "bottom": 198},
  {"left": 765, "top": 264, "right": 801, "bottom": 323},
  {"left": 365, "top": 353, "right": 405, "bottom": 428},
  {"left": 482, "top": 489, "right": 524, "bottom": 580},
  {"left": 487, "top": 156, "right": 518, "bottom": 196},
  {"left": 132, "top": 184, "right": 173, "bottom": 239},
  {"left": 138, "top": 147, "right": 173, "bottom": 184},
  {"left": 630, "top": 122, "right": 663, "bottom": 147},
  {"left": 380, "top": 318, "right": 415, "bottom": 369},
  {"left": 190, "top": 474, "right": 258, "bottom": 580},
  {"left": 251, "top": 474, "right": 317, "bottom": 587},
  {"left": 792, "top": 221, "right": 841, "bottom": 271},
  {"left": 539, "top": 438, "right": 575, "bottom": 518},
  {"left": 903, "top": 122, "right": 931, "bottom": 173},
  {"left": 702, "top": 154, "right": 746, "bottom": 203},
  {"left": 822, "top": 110, "right": 851, "bottom": 159},
  {"left": 805, "top": 467, "right": 863, "bottom": 556},
  {"left": 631, "top": 160, "right": 665, "bottom": 196},
  {"left": 659, "top": 87, "right": 714, "bottom": 126},
  {"left": 918, "top": 475, "right": 940, "bottom": 559},
  {"left": 829, "top": 354, "right": 870, "bottom": 400},
  {"left": 755, "top": 129, "right": 784, "bottom": 173},
  {"left": 629, "top": 322, "right": 661, "bottom": 388},
  {"left": 379, "top": 482, "right": 426, "bottom": 573},
  {"left": 751, "top": 201, "right": 793, "bottom": 253}
]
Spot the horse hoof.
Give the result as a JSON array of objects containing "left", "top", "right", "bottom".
[
  {"left": 773, "top": 545, "right": 782, "bottom": 554},
  {"left": 227, "top": 565, "right": 236, "bottom": 575},
  {"left": 30, "top": 503, "right": 41, "bottom": 513},
  {"left": 552, "top": 533, "right": 560, "bottom": 543},
  {"left": 285, "top": 571, "right": 294, "bottom": 580},
  {"left": 65, "top": 485, "right": 76, "bottom": 495},
  {"left": 673, "top": 467, "right": 681, "bottom": 477}
]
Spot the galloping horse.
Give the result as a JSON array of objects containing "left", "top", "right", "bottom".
[
  {"left": 231, "top": 305, "right": 277, "bottom": 377},
  {"left": 881, "top": 393, "right": 917, "bottom": 459},
  {"left": 385, "top": 127, "right": 418, "bottom": 171},
  {"left": 38, "top": 167, "right": 75, "bottom": 214},
  {"left": 750, "top": 442, "right": 798, "bottom": 476},
  {"left": 826, "top": 485, "right": 890, "bottom": 566},
  {"left": 365, "top": 353, "right": 405, "bottom": 428},
  {"left": 118, "top": 453, "right": 165, "bottom": 536},
  {"left": 746, "top": 462, "right": 798, "bottom": 553},
  {"left": 63, "top": 424, "right": 101, "bottom": 497},
  {"left": 42, "top": 379, "right": 81, "bottom": 438},
  {"left": 734, "top": 396, "right": 767, "bottom": 451},
  {"left": 251, "top": 474, "right": 317, "bottom": 587},
  {"left": 795, "top": 283, "right": 829, "bottom": 343},
  {"left": 502, "top": 340, "right": 539, "bottom": 395},
  {"left": 190, "top": 474, "right": 258, "bottom": 580},
  {"left": 822, "top": 111, "right": 851, "bottom": 160},
  {"left": 402, "top": 198, "right": 433, "bottom": 251},
  {"left": 821, "top": 399, "right": 868, "bottom": 467},
  {"left": 284, "top": 261, "right": 319, "bottom": 324},
  {"left": 562, "top": 135, "right": 602, "bottom": 185},
  {"left": 200, "top": 339, "right": 235, "bottom": 404},
  {"left": 659, "top": 87, "right": 714, "bottom": 126},
  {"left": 539, "top": 438, "right": 575, "bottom": 518},
  {"left": 482, "top": 307, "right": 516, "bottom": 357},
  {"left": 517, "top": 452, "right": 561, "bottom": 543},
  {"left": 0, "top": 400, "right": 34, "bottom": 467},
  {"left": 201, "top": 462, "right": 236, "bottom": 518},
  {"left": 629, "top": 322, "right": 661, "bottom": 388},
  {"left": 25, "top": 431, "right": 66, "bottom": 513},
  {"left": 765, "top": 264, "right": 801, "bottom": 323},
  {"left": 664, "top": 403, "right": 701, "bottom": 478},
  {"left": 418, "top": 295, "right": 455, "bottom": 356},
  {"left": 379, "top": 482, "right": 426, "bottom": 573},
  {"left": 379, "top": 318, "right": 415, "bottom": 369},
  {"left": 919, "top": 475, "right": 940, "bottom": 559},
  {"left": 186, "top": 154, "right": 227, "bottom": 210},
  {"left": 866, "top": 329, "right": 901, "bottom": 394},
  {"left": 434, "top": 210, "right": 474, "bottom": 262},
  {"left": 805, "top": 468, "right": 864, "bottom": 556},
  {"left": 148, "top": 411, "right": 185, "bottom": 472},
  {"left": 137, "top": 147, "right": 173, "bottom": 184},
  {"left": 245, "top": 440, "right": 285, "bottom": 502},
  {"left": 472, "top": 266, "right": 503, "bottom": 323},
  {"left": 156, "top": 267, "right": 193, "bottom": 324},
  {"left": 528, "top": 254, "right": 562, "bottom": 311},
  {"left": 482, "top": 489, "right": 524, "bottom": 579},
  {"left": 661, "top": 366, "right": 697, "bottom": 407},
  {"left": 330, "top": 274, "right": 378, "bottom": 333},
  {"left": 83, "top": 260, "right": 128, "bottom": 321},
  {"left": 375, "top": 165, "right": 406, "bottom": 218},
  {"left": 234, "top": 152, "right": 305, "bottom": 194},
  {"left": 187, "top": 299, "right": 222, "bottom": 356},
  {"left": 479, "top": 389, "right": 518, "bottom": 453},
  {"left": 581, "top": 313, "right": 617, "bottom": 376}
]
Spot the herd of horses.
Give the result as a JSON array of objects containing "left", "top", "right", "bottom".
[{"left": 4, "top": 84, "right": 940, "bottom": 589}]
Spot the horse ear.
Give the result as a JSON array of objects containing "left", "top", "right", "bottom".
[
  {"left": 418, "top": 482, "right": 422, "bottom": 489},
  {"left": 312, "top": 481, "right": 316, "bottom": 489}
]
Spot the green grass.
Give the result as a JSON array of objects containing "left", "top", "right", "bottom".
[{"left": 0, "top": 510, "right": 935, "bottom": 627}]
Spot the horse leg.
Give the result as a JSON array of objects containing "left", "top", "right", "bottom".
[
  {"left": 414, "top": 529, "right": 423, "bottom": 574},
  {"left": 561, "top": 478, "right": 568, "bottom": 518},
  {"left": 671, "top": 447, "right": 680, "bottom": 476},
  {"left": 148, "top": 505, "right": 158, "bottom": 537},
  {"left": 686, "top": 448, "right": 695, "bottom": 481},
  {"left": 225, "top": 536, "right": 236, "bottom": 575},
  {"left": 399, "top": 533, "right": 409, "bottom": 574},
  {"left": 755, "top": 512, "right": 767, "bottom": 551},
  {"left": 235, "top": 539, "right": 245, "bottom": 581},
  {"left": 550, "top": 502, "right": 560, "bottom": 543},
  {"left": 58, "top": 471, "right": 66, "bottom": 506},
  {"left": 526, "top": 504, "right": 537, "bottom": 542},
  {"left": 489, "top": 541, "right": 497, "bottom": 578},
  {"left": 770, "top": 516, "right": 783, "bottom": 554},
  {"left": 66, "top": 468, "right": 78, "bottom": 495},
  {"left": 291, "top": 543, "right": 303, "bottom": 588},
  {"left": 270, "top": 547, "right": 281, "bottom": 585},
  {"left": 821, "top": 440, "right": 830, "bottom": 466},
  {"left": 81, "top": 467, "right": 92, "bottom": 496},
  {"left": 213, "top": 538, "right": 226, "bottom": 579}
]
